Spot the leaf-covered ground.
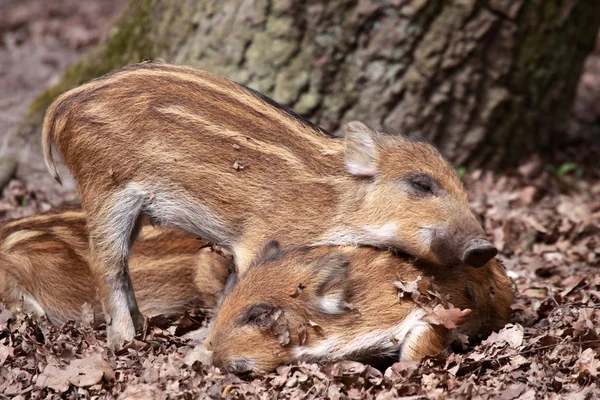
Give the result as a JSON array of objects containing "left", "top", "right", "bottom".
[
  {"left": 1, "top": 166, "right": 599, "bottom": 399},
  {"left": 1, "top": 2, "right": 600, "bottom": 398}
]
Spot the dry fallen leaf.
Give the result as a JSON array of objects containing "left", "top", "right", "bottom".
[
  {"left": 269, "top": 310, "right": 290, "bottom": 346},
  {"left": 308, "top": 319, "right": 324, "bottom": 335},
  {"left": 423, "top": 304, "right": 471, "bottom": 329},
  {"left": 232, "top": 158, "right": 245, "bottom": 170},
  {"left": 183, "top": 343, "right": 213, "bottom": 367},
  {"left": 482, "top": 323, "right": 525, "bottom": 349},
  {"left": 327, "top": 360, "right": 367, "bottom": 377},
  {"left": 36, "top": 354, "right": 114, "bottom": 392},
  {"left": 298, "top": 324, "right": 307, "bottom": 346},
  {"left": 393, "top": 276, "right": 423, "bottom": 301},
  {"left": 0, "top": 343, "right": 14, "bottom": 366},
  {"left": 174, "top": 311, "right": 203, "bottom": 336},
  {"left": 0, "top": 308, "right": 14, "bottom": 331},
  {"left": 290, "top": 283, "right": 306, "bottom": 298},
  {"left": 577, "top": 348, "right": 600, "bottom": 378},
  {"left": 117, "top": 384, "right": 167, "bottom": 400},
  {"left": 35, "top": 364, "right": 71, "bottom": 393},
  {"left": 499, "top": 384, "right": 526, "bottom": 400}
]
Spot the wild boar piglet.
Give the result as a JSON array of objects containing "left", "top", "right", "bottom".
[
  {"left": 207, "top": 242, "right": 513, "bottom": 374},
  {"left": 42, "top": 61, "right": 496, "bottom": 349},
  {"left": 0, "top": 208, "right": 230, "bottom": 324}
]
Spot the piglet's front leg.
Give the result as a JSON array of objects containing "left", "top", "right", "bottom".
[{"left": 399, "top": 323, "right": 448, "bottom": 362}]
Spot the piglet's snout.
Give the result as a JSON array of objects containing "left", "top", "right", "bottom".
[
  {"left": 211, "top": 352, "right": 225, "bottom": 369},
  {"left": 461, "top": 238, "right": 498, "bottom": 268},
  {"left": 213, "top": 356, "right": 255, "bottom": 374}
]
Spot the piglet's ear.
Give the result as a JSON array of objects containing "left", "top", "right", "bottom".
[
  {"left": 343, "top": 121, "right": 379, "bottom": 177},
  {"left": 249, "top": 240, "right": 282, "bottom": 268},
  {"left": 314, "top": 252, "right": 352, "bottom": 315},
  {"left": 216, "top": 264, "right": 238, "bottom": 308}
]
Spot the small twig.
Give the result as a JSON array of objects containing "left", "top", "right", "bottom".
[{"left": 546, "top": 301, "right": 600, "bottom": 321}]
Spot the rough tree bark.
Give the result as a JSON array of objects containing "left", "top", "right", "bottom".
[{"left": 10, "top": 0, "right": 600, "bottom": 172}]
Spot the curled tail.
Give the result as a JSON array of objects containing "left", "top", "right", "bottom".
[{"left": 41, "top": 98, "right": 63, "bottom": 185}]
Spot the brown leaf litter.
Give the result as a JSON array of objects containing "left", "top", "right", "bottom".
[{"left": 1, "top": 166, "right": 600, "bottom": 398}]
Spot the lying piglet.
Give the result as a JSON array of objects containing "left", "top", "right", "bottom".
[
  {"left": 207, "top": 242, "right": 513, "bottom": 374},
  {"left": 0, "top": 208, "right": 230, "bottom": 324}
]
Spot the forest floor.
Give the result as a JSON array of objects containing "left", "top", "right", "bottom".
[
  {"left": 1, "top": 1, "right": 600, "bottom": 399},
  {"left": 0, "top": 168, "right": 598, "bottom": 399}
]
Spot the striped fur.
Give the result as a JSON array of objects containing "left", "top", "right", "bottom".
[
  {"left": 208, "top": 247, "right": 514, "bottom": 374},
  {"left": 0, "top": 208, "right": 230, "bottom": 324},
  {"left": 41, "top": 61, "right": 495, "bottom": 350}
]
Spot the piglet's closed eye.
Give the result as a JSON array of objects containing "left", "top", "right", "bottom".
[{"left": 242, "top": 303, "right": 290, "bottom": 346}]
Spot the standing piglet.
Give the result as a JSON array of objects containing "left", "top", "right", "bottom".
[{"left": 42, "top": 62, "right": 497, "bottom": 349}]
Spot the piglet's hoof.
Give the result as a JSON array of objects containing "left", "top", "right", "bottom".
[
  {"left": 132, "top": 311, "right": 146, "bottom": 332},
  {"left": 107, "top": 320, "right": 136, "bottom": 353}
]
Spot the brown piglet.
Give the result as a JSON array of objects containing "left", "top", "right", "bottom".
[
  {"left": 0, "top": 208, "right": 230, "bottom": 324},
  {"left": 42, "top": 61, "right": 497, "bottom": 349},
  {"left": 207, "top": 242, "right": 513, "bottom": 374}
]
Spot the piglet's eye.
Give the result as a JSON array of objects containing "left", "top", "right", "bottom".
[
  {"left": 412, "top": 181, "right": 432, "bottom": 193},
  {"left": 407, "top": 174, "right": 437, "bottom": 195}
]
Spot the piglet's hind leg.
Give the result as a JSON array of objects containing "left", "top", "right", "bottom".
[{"left": 86, "top": 188, "right": 145, "bottom": 351}]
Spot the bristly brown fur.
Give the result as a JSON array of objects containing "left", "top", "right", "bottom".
[
  {"left": 41, "top": 62, "right": 496, "bottom": 349},
  {"left": 0, "top": 208, "right": 230, "bottom": 324},
  {"left": 208, "top": 247, "right": 514, "bottom": 374}
]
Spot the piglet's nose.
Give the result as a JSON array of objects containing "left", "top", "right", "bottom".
[{"left": 461, "top": 239, "right": 497, "bottom": 268}]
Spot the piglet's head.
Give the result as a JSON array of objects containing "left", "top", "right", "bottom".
[
  {"left": 206, "top": 241, "right": 352, "bottom": 375},
  {"left": 341, "top": 121, "right": 497, "bottom": 268}
]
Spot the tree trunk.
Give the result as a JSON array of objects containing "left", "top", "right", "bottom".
[{"left": 11, "top": 0, "right": 600, "bottom": 172}]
